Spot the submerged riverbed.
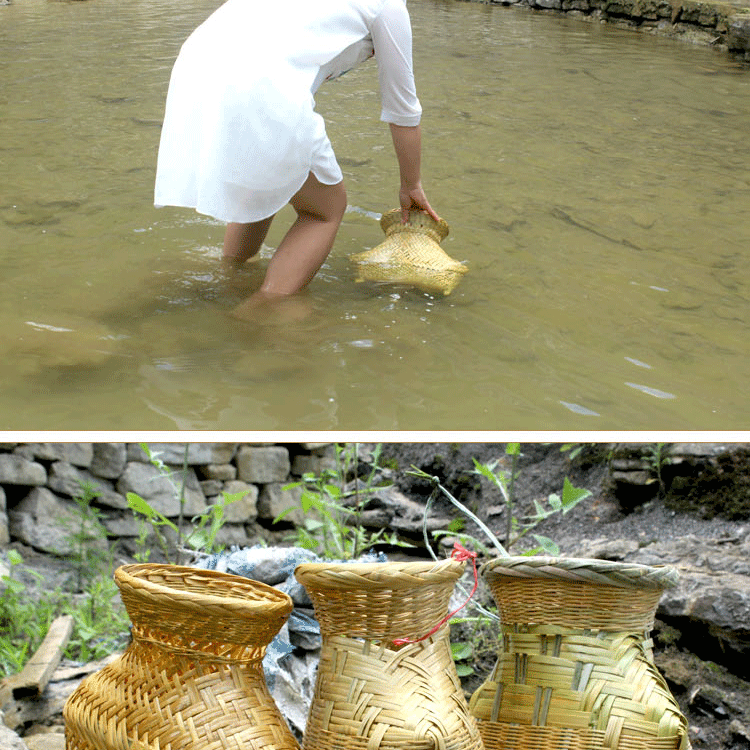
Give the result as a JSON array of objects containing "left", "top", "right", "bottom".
[{"left": 1, "top": 0, "right": 749, "bottom": 429}]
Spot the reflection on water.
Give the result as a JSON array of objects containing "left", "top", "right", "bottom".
[{"left": 1, "top": 0, "right": 749, "bottom": 429}]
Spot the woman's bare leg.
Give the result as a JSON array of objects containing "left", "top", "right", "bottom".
[
  {"left": 222, "top": 215, "right": 275, "bottom": 263},
  {"left": 258, "top": 172, "right": 346, "bottom": 296}
]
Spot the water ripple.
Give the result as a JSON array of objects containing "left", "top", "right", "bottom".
[{"left": 624, "top": 382, "right": 676, "bottom": 399}]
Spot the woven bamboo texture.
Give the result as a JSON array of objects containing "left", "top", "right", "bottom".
[
  {"left": 469, "top": 557, "right": 690, "bottom": 750},
  {"left": 296, "top": 560, "right": 483, "bottom": 750},
  {"left": 350, "top": 209, "right": 467, "bottom": 296},
  {"left": 64, "top": 564, "right": 298, "bottom": 750}
]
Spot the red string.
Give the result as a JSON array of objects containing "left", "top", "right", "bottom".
[{"left": 392, "top": 542, "right": 478, "bottom": 646}]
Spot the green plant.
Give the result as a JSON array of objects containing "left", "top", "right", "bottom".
[
  {"left": 0, "top": 551, "right": 60, "bottom": 674},
  {"left": 63, "top": 575, "right": 129, "bottom": 663},
  {"left": 409, "top": 446, "right": 594, "bottom": 678},
  {"left": 472, "top": 452, "right": 592, "bottom": 556},
  {"left": 644, "top": 443, "right": 670, "bottom": 498},
  {"left": 3, "top": 443, "right": 250, "bottom": 676},
  {"left": 0, "top": 553, "right": 130, "bottom": 675},
  {"left": 430, "top": 518, "right": 498, "bottom": 558},
  {"left": 474, "top": 443, "right": 521, "bottom": 549},
  {"left": 126, "top": 443, "right": 245, "bottom": 564},
  {"left": 559, "top": 442, "right": 615, "bottom": 469},
  {"left": 127, "top": 489, "right": 247, "bottom": 563},
  {"left": 278, "top": 443, "right": 411, "bottom": 559},
  {"left": 450, "top": 636, "right": 475, "bottom": 677},
  {"left": 64, "top": 481, "right": 112, "bottom": 592}
]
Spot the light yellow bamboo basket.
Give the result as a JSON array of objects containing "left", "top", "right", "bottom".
[
  {"left": 350, "top": 209, "right": 467, "bottom": 295},
  {"left": 468, "top": 557, "right": 691, "bottom": 750},
  {"left": 64, "top": 564, "right": 298, "bottom": 750},
  {"left": 295, "top": 560, "right": 483, "bottom": 750}
]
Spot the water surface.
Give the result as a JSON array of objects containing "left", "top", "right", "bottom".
[{"left": 1, "top": 0, "right": 749, "bottom": 429}]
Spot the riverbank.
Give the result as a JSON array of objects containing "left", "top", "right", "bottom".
[{"left": 486, "top": 0, "right": 750, "bottom": 61}]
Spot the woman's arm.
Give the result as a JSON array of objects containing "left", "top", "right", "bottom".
[
  {"left": 389, "top": 122, "right": 439, "bottom": 222},
  {"left": 372, "top": 0, "right": 439, "bottom": 222}
]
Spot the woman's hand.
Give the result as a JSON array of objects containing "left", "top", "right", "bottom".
[
  {"left": 399, "top": 183, "right": 440, "bottom": 224},
  {"left": 389, "top": 123, "right": 440, "bottom": 224}
]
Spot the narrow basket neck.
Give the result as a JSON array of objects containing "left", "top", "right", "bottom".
[
  {"left": 489, "top": 577, "right": 665, "bottom": 631},
  {"left": 482, "top": 557, "right": 676, "bottom": 632},
  {"left": 296, "top": 560, "right": 464, "bottom": 640},
  {"left": 379, "top": 208, "right": 450, "bottom": 242},
  {"left": 383, "top": 222, "right": 444, "bottom": 244},
  {"left": 116, "top": 563, "right": 292, "bottom": 649},
  {"left": 130, "top": 624, "right": 268, "bottom": 663}
]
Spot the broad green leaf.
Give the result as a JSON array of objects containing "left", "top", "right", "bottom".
[
  {"left": 561, "top": 477, "right": 592, "bottom": 509},
  {"left": 532, "top": 534, "right": 560, "bottom": 556},
  {"left": 300, "top": 490, "right": 321, "bottom": 512},
  {"left": 221, "top": 490, "right": 248, "bottom": 505},
  {"left": 126, "top": 493, "right": 158, "bottom": 518},
  {"left": 455, "top": 663, "right": 475, "bottom": 677},
  {"left": 324, "top": 484, "right": 342, "bottom": 499},
  {"left": 451, "top": 641, "right": 474, "bottom": 660},
  {"left": 7, "top": 549, "right": 22, "bottom": 566},
  {"left": 303, "top": 518, "right": 326, "bottom": 531},
  {"left": 187, "top": 529, "right": 210, "bottom": 550}
]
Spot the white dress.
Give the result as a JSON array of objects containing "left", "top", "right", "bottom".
[{"left": 154, "top": 0, "right": 422, "bottom": 223}]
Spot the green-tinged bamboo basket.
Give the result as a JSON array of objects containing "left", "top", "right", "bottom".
[
  {"left": 350, "top": 209, "right": 467, "bottom": 295},
  {"left": 64, "top": 564, "right": 298, "bottom": 750},
  {"left": 469, "top": 557, "right": 691, "bottom": 750},
  {"left": 295, "top": 560, "right": 483, "bottom": 750}
]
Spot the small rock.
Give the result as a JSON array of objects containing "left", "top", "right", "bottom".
[
  {"left": 0, "top": 723, "right": 27, "bottom": 750},
  {"left": 22, "top": 735, "right": 64, "bottom": 750},
  {"left": 729, "top": 719, "right": 750, "bottom": 746}
]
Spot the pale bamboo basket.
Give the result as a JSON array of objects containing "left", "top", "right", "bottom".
[
  {"left": 64, "top": 563, "right": 298, "bottom": 750},
  {"left": 469, "top": 557, "right": 691, "bottom": 750},
  {"left": 295, "top": 560, "right": 484, "bottom": 750},
  {"left": 350, "top": 209, "right": 467, "bottom": 295}
]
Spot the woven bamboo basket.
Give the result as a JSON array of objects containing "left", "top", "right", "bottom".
[
  {"left": 295, "top": 560, "right": 484, "bottom": 750},
  {"left": 350, "top": 209, "right": 467, "bottom": 295},
  {"left": 64, "top": 564, "right": 298, "bottom": 750},
  {"left": 468, "top": 557, "right": 691, "bottom": 750}
]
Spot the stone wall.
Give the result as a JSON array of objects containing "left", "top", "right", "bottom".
[
  {"left": 0, "top": 442, "right": 338, "bottom": 565},
  {"left": 489, "top": 0, "right": 750, "bottom": 61}
]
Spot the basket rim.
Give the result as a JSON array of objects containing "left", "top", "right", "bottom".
[
  {"left": 115, "top": 563, "right": 293, "bottom": 613},
  {"left": 379, "top": 208, "right": 450, "bottom": 239},
  {"left": 295, "top": 558, "right": 465, "bottom": 588},
  {"left": 480, "top": 556, "right": 679, "bottom": 589}
]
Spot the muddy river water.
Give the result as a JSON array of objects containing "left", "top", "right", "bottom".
[{"left": 1, "top": 0, "right": 749, "bottom": 430}]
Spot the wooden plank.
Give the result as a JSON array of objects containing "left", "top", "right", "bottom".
[{"left": 7, "top": 615, "right": 74, "bottom": 699}]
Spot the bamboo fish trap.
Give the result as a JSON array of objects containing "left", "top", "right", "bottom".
[
  {"left": 350, "top": 209, "right": 467, "bottom": 295},
  {"left": 63, "top": 563, "right": 298, "bottom": 750},
  {"left": 295, "top": 559, "right": 483, "bottom": 750},
  {"left": 468, "top": 557, "right": 691, "bottom": 750}
]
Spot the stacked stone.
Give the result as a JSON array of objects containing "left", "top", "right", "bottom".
[
  {"left": 488, "top": 0, "right": 750, "bottom": 60},
  {"left": 0, "top": 442, "right": 336, "bottom": 562}
]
